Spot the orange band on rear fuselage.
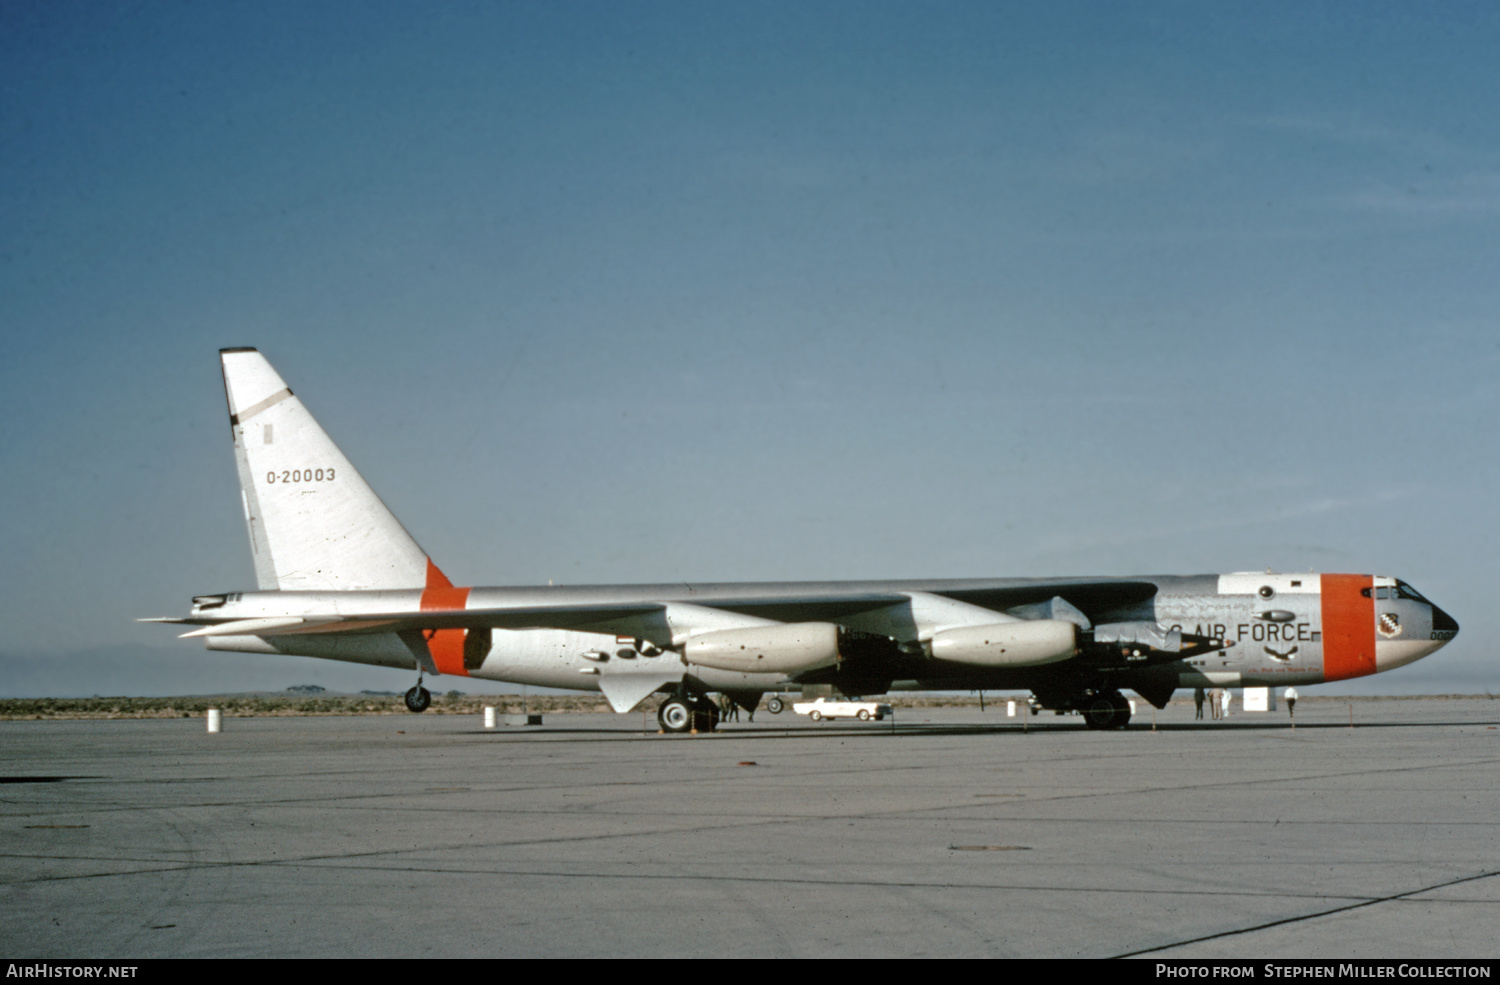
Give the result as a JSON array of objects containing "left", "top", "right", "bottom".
[
  {"left": 420, "top": 560, "right": 472, "bottom": 676},
  {"left": 1321, "top": 573, "right": 1375, "bottom": 682}
]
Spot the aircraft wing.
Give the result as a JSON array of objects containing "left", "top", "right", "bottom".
[
  {"left": 162, "top": 593, "right": 915, "bottom": 638},
  {"left": 155, "top": 582, "right": 1160, "bottom": 641}
]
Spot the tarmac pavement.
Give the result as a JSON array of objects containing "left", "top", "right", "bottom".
[{"left": 2, "top": 698, "right": 1498, "bottom": 959}]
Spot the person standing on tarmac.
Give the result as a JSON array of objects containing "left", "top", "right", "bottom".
[{"left": 1194, "top": 687, "right": 1206, "bottom": 720}]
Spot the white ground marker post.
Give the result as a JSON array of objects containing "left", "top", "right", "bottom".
[
  {"left": 484, "top": 706, "right": 496, "bottom": 729},
  {"left": 206, "top": 708, "right": 222, "bottom": 733}
]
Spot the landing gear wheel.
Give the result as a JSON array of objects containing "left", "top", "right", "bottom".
[
  {"left": 657, "top": 698, "right": 692, "bottom": 733},
  {"left": 766, "top": 697, "right": 785, "bottom": 715},
  {"left": 404, "top": 686, "right": 431, "bottom": 714},
  {"left": 1083, "top": 691, "right": 1130, "bottom": 730}
]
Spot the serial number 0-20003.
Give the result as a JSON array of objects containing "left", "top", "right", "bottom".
[{"left": 266, "top": 468, "right": 335, "bottom": 484}]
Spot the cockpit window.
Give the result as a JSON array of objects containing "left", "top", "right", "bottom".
[
  {"left": 1364, "top": 583, "right": 1429, "bottom": 602},
  {"left": 1395, "top": 581, "right": 1429, "bottom": 603}
]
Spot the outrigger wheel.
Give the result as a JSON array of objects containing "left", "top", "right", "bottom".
[
  {"left": 1082, "top": 691, "right": 1131, "bottom": 730},
  {"left": 405, "top": 685, "right": 432, "bottom": 714}
]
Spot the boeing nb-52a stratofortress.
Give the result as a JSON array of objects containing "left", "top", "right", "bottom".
[{"left": 145, "top": 349, "right": 1460, "bottom": 730}]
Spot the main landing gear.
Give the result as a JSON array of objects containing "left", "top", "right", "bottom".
[
  {"left": 656, "top": 692, "right": 720, "bottom": 734},
  {"left": 1081, "top": 690, "right": 1132, "bottom": 730}
]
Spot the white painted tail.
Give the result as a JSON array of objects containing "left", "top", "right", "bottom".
[{"left": 219, "top": 348, "right": 434, "bottom": 591}]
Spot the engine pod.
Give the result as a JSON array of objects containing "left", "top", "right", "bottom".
[
  {"left": 929, "top": 620, "right": 1077, "bottom": 667},
  {"left": 684, "top": 622, "right": 841, "bottom": 674}
]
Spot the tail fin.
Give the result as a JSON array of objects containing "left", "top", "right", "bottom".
[{"left": 220, "top": 348, "right": 435, "bottom": 591}]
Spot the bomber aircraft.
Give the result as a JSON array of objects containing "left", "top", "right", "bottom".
[{"left": 144, "top": 349, "right": 1460, "bottom": 730}]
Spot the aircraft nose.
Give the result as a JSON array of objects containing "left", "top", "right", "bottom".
[{"left": 1373, "top": 597, "right": 1458, "bottom": 673}]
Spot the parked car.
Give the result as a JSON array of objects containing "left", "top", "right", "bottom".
[{"left": 791, "top": 697, "right": 892, "bottom": 722}]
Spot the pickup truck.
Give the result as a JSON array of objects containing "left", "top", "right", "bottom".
[{"left": 791, "top": 697, "right": 892, "bottom": 722}]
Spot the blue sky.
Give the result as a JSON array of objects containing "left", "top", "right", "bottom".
[{"left": 2, "top": 1, "right": 1496, "bottom": 696}]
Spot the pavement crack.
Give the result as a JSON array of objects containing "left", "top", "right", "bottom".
[{"left": 1111, "top": 867, "right": 1500, "bottom": 957}]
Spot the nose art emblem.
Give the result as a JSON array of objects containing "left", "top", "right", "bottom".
[{"left": 1378, "top": 612, "right": 1402, "bottom": 638}]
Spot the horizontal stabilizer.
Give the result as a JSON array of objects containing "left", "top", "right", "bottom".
[{"left": 179, "top": 617, "right": 330, "bottom": 638}]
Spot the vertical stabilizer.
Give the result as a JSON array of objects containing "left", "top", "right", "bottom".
[{"left": 220, "top": 348, "right": 433, "bottom": 591}]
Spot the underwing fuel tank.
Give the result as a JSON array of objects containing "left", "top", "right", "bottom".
[
  {"left": 684, "top": 622, "right": 841, "bottom": 674},
  {"left": 929, "top": 620, "right": 1077, "bottom": 667}
]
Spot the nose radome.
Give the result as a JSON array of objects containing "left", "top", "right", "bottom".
[{"left": 1430, "top": 603, "right": 1459, "bottom": 639}]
